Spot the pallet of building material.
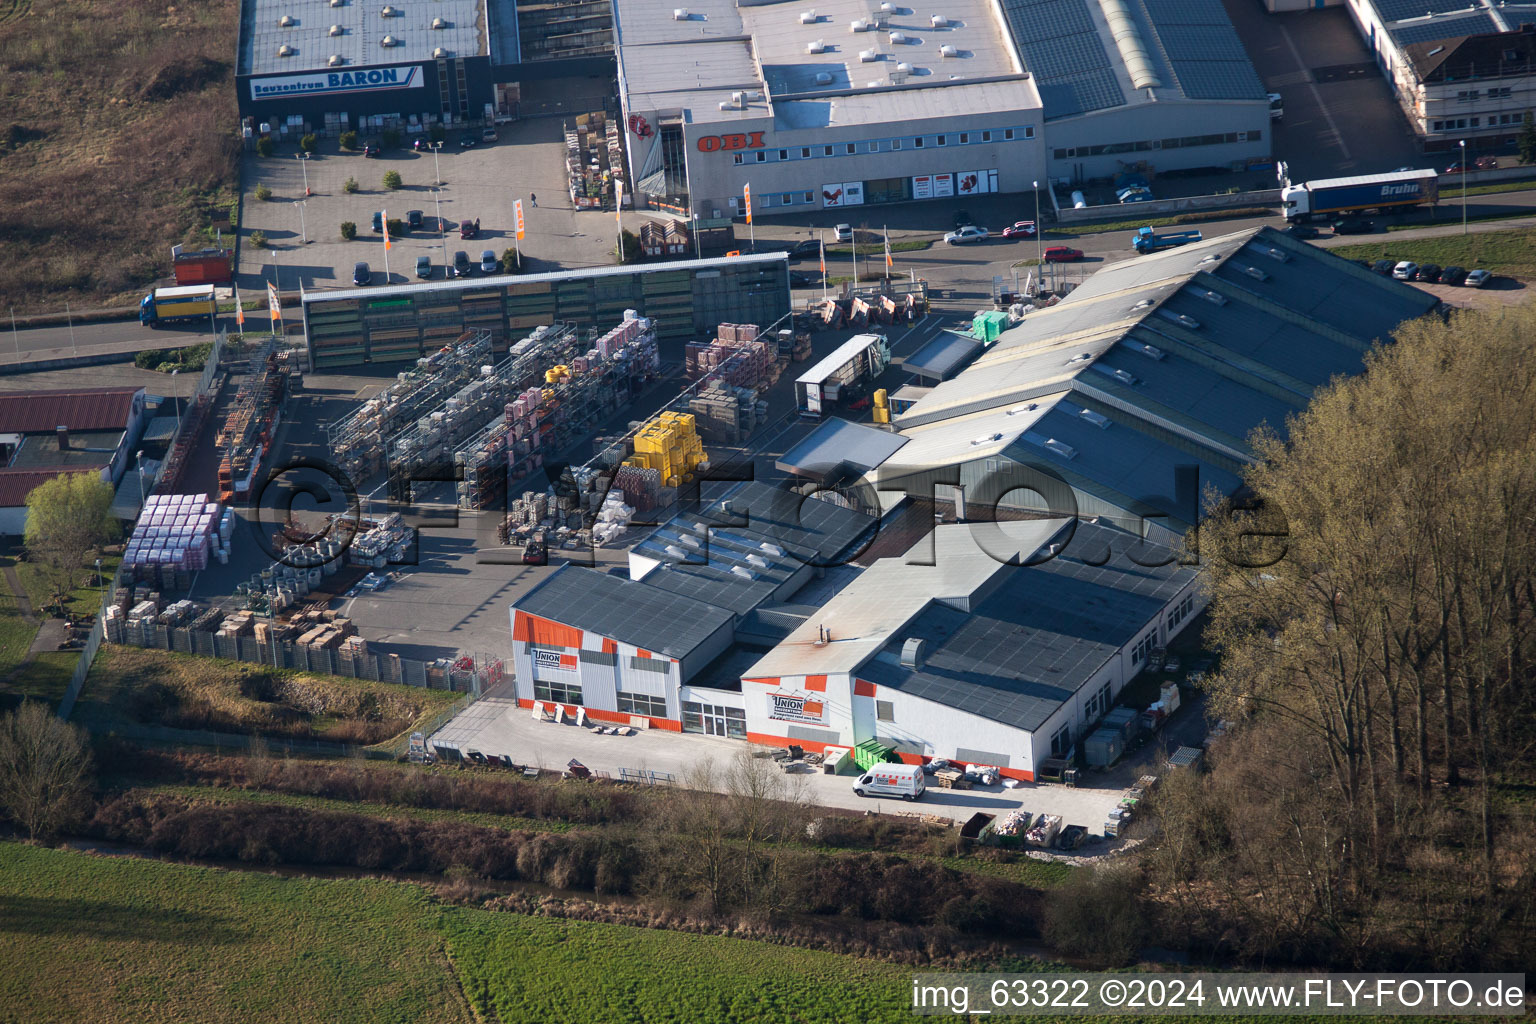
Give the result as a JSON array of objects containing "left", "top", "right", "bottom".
[{"left": 933, "top": 768, "right": 972, "bottom": 790}]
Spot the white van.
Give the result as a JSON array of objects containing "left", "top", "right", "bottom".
[{"left": 852, "top": 763, "right": 926, "bottom": 801}]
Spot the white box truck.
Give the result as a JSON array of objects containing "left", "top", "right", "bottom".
[{"left": 851, "top": 762, "right": 926, "bottom": 800}]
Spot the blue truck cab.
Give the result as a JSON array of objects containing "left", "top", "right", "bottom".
[{"left": 1132, "top": 227, "right": 1203, "bottom": 254}]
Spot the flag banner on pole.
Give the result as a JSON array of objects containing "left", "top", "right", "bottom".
[
  {"left": 819, "top": 238, "right": 826, "bottom": 275},
  {"left": 267, "top": 282, "right": 282, "bottom": 324},
  {"left": 515, "top": 200, "right": 525, "bottom": 241},
  {"left": 235, "top": 287, "right": 245, "bottom": 330},
  {"left": 884, "top": 233, "right": 893, "bottom": 270},
  {"left": 382, "top": 211, "right": 392, "bottom": 251},
  {"left": 614, "top": 180, "right": 623, "bottom": 230},
  {"left": 743, "top": 183, "right": 752, "bottom": 225}
]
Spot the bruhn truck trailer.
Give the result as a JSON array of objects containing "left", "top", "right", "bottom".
[
  {"left": 1281, "top": 169, "right": 1438, "bottom": 221},
  {"left": 795, "top": 332, "right": 890, "bottom": 418},
  {"left": 139, "top": 285, "right": 217, "bottom": 327}
]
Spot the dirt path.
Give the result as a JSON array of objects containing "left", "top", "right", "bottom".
[{"left": 0, "top": 564, "right": 41, "bottom": 688}]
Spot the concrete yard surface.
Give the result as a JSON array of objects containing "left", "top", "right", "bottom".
[{"left": 429, "top": 690, "right": 1135, "bottom": 830}]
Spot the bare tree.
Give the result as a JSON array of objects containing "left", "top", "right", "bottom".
[{"left": 0, "top": 702, "right": 95, "bottom": 839}]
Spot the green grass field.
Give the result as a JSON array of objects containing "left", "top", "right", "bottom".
[
  {"left": 1332, "top": 227, "right": 1536, "bottom": 277},
  {"left": 0, "top": 842, "right": 1483, "bottom": 1024}
]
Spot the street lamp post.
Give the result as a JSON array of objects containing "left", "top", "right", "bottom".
[
  {"left": 293, "top": 200, "right": 308, "bottom": 245},
  {"left": 431, "top": 141, "right": 443, "bottom": 186},
  {"left": 693, "top": 214, "right": 701, "bottom": 260},
  {"left": 434, "top": 189, "right": 448, "bottom": 275},
  {"left": 1033, "top": 179, "right": 1044, "bottom": 295},
  {"left": 95, "top": 558, "right": 103, "bottom": 607},
  {"left": 171, "top": 369, "right": 182, "bottom": 433},
  {"left": 1459, "top": 139, "right": 1468, "bottom": 234},
  {"left": 136, "top": 450, "right": 146, "bottom": 507},
  {"left": 297, "top": 152, "right": 310, "bottom": 196}
]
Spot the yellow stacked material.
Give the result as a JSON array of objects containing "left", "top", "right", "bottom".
[
  {"left": 628, "top": 410, "right": 706, "bottom": 482},
  {"left": 544, "top": 365, "right": 571, "bottom": 384},
  {"left": 872, "top": 388, "right": 891, "bottom": 424}
]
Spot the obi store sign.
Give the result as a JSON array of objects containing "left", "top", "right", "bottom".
[{"left": 250, "top": 65, "right": 424, "bottom": 101}]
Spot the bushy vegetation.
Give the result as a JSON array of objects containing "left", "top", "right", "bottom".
[
  {"left": 342, "top": 176, "right": 359, "bottom": 194},
  {"left": 254, "top": 183, "right": 271, "bottom": 202},
  {"left": 256, "top": 136, "right": 273, "bottom": 158},
  {"left": 1332, "top": 227, "right": 1536, "bottom": 277},
  {"left": 382, "top": 170, "right": 403, "bottom": 190},
  {"left": 133, "top": 340, "right": 213, "bottom": 372},
  {"left": 339, "top": 130, "right": 358, "bottom": 151},
  {"left": 340, "top": 221, "right": 357, "bottom": 240}
]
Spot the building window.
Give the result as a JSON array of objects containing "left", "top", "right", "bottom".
[
  {"left": 1085, "top": 682, "right": 1111, "bottom": 720},
  {"left": 617, "top": 691, "right": 667, "bottom": 717},
  {"left": 628, "top": 655, "right": 669, "bottom": 673},
  {"left": 755, "top": 151, "right": 766, "bottom": 162},
  {"left": 937, "top": 134, "right": 946, "bottom": 146},
  {"left": 1245, "top": 128, "right": 1262, "bottom": 141},
  {"left": 1472, "top": 117, "right": 1481, "bottom": 127},
  {"left": 733, "top": 153, "right": 744, "bottom": 165},
  {"left": 1004, "top": 128, "right": 1014, "bottom": 140},
  {"left": 846, "top": 142, "right": 856, "bottom": 154},
  {"left": 824, "top": 145, "right": 833, "bottom": 156},
  {"left": 534, "top": 681, "right": 583, "bottom": 705},
  {"left": 868, "top": 141, "right": 878, "bottom": 152},
  {"left": 914, "top": 136, "right": 924, "bottom": 148},
  {"left": 801, "top": 146, "right": 811, "bottom": 158},
  {"left": 959, "top": 132, "right": 969, "bottom": 144},
  {"left": 779, "top": 149, "right": 788, "bottom": 160},
  {"left": 876, "top": 700, "right": 895, "bottom": 722},
  {"left": 892, "top": 138, "right": 902, "bottom": 150},
  {"left": 1051, "top": 724, "right": 1071, "bottom": 758},
  {"left": 1130, "top": 632, "right": 1156, "bottom": 667},
  {"left": 682, "top": 701, "right": 747, "bottom": 738},
  {"left": 1025, "top": 126, "right": 1034, "bottom": 139},
  {"left": 981, "top": 130, "right": 992, "bottom": 142},
  {"left": 1167, "top": 592, "right": 1197, "bottom": 631},
  {"left": 804, "top": 190, "right": 814, "bottom": 202}
]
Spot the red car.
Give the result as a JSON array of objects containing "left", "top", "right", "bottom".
[
  {"left": 1043, "top": 246, "right": 1083, "bottom": 262},
  {"left": 1000, "top": 220, "right": 1037, "bottom": 239},
  {"left": 1475, "top": 155, "right": 1498, "bottom": 169},
  {"left": 1443, "top": 162, "right": 1469, "bottom": 174}
]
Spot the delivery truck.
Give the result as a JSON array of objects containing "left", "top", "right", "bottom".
[
  {"left": 851, "top": 762, "right": 925, "bottom": 800},
  {"left": 795, "top": 332, "right": 890, "bottom": 418},
  {"left": 139, "top": 284, "right": 217, "bottom": 327},
  {"left": 1281, "top": 168, "right": 1438, "bottom": 221},
  {"left": 1132, "top": 227, "right": 1203, "bottom": 253}
]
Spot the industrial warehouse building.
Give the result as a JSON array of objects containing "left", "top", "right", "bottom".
[
  {"left": 236, "top": 0, "right": 614, "bottom": 128},
  {"left": 503, "top": 227, "right": 1437, "bottom": 777},
  {"left": 615, "top": 0, "right": 1271, "bottom": 216},
  {"left": 301, "top": 253, "right": 790, "bottom": 370}
]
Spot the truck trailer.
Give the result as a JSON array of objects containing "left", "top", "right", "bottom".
[
  {"left": 171, "top": 247, "right": 233, "bottom": 286},
  {"left": 1132, "top": 227, "right": 1203, "bottom": 254},
  {"left": 139, "top": 285, "right": 217, "bottom": 327},
  {"left": 1281, "top": 169, "right": 1438, "bottom": 221},
  {"left": 795, "top": 332, "right": 890, "bottom": 418}
]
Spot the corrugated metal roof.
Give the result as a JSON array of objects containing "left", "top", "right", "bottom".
[
  {"left": 0, "top": 388, "right": 142, "bottom": 435},
  {"left": 514, "top": 565, "right": 733, "bottom": 660},
  {"left": 902, "top": 331, "right": 983, "bottom": 380},
  {"left": 775, "top": 418, "right": 909, "bottom": 480},
  {"left": 241, "top": 0, "right": 486, "bottom": 77}
]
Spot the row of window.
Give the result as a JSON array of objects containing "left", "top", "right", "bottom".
[
  {"left": 627, "top": 655, "right": 669, "bottom": 674},
  {"left": 1084, "top": 682, "right": 1112, "bottom": 721},
  {"left": 1431, "top": 114, "right": 1525, "bottom": 132},
  {"left": 1456, "top": 87, "right": 1514, "bottom": 101},
  {"left": 681, "top": 701, "right": 748, "bottom": 738},
  {"left": 617, "top": 691, "right": 667, "bottom": 717},
  {"left": 534, "top": 681, "right": 583, "bottom": 706},
  {"left": 1129, "top": 632, "right": 1158, "bottom": 668},
  {"left": 1052, "top": 130, "right": 1261, "bottom": 161},
  {"left": 730, "top": 126, "right": 1033, "bottom": 165},
  {"left": 1167, "top": 592, "right": 1197, "bottom": 632}
]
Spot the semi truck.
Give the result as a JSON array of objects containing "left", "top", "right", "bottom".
[
  {"left": 139, "top": 284, "right": 217, "bottom": 327},
  {"left": 795, "top": 332, "right": 890, "bottom": 418},
  {"left": 1281, "top": 168, "right": 1438, "bottom": 221},
  {"left": 1132, "top": 227, "right": 1203, "bottom": 254}
]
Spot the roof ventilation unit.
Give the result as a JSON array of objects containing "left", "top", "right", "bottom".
[
  {"left": 1133, "top": 297, "right": 1154, "bottom": 309},
  {"left": 800, "top": 8, "right": 817, "bottom": 23},
  {"left": 1006, "top": 401, "right": 1039, "bottom": 415},
  {"left": 814, "top": 70, "right": 833, "bottom": 84},
  {"left": 880, "top": 1, "right": 897, "bottom": 12},
  {"left": 731, "top": 565, "right": 756, "bottom": 580},
  {"left": 939, "top": 43, "right": 958, "bottom": 57},
  {"left": 328, "top": 53, "right": 345, "bottom": 65},
  {"left": 329, "top": 23, "right": 343, "bottom": 35},
  {"left": 1110, "top": 367, "right": 1137, "bottom": 384},
  {"left": 329, "top": 0, "right": 343, "bottom": 8},
  {"left": 673, "top": 7, "right": 689, "bottom": 19},
  {"left": 1198, "top": 288, "right": 1227, "bottom": 306},
  {"left": 970, "top": 432, "right": 1004, "bottom": 445},
  {"left": 678, "top": 534, "right": 701, "bottom": 549},
  {"left": 278, "top": 14, "right": 295, "bottom": 26},
  {"left": 431, "top": 16, "right": 447, "bottom": 28},
  {"left": 860, "top": 48, "right": 879, "bottom": 61},
  {"left": 277, "top": 43, "right": 295, "bottom": 55},
  {"left": 890, "top": 30, "right": 909, "bottom": 43},
  {"left": 1079, "top": 408, "right": 1111, "bottom": 428},
  {"left": 663, "top": 544, "right": 687, "bottom": 560},
  {"left": 746, "top": 554, "right": 769, "bottom": 568},
  {"left": 731, "top": 90, "right": 745, "bottom": 107},
  {"left": 895, "top": 60, "right": 913, "bottom": 72},
  {"left": 1174, "top": 314, "right": 1199, "bottom": 329},
  {"left": 380, "top": 33, "right": 398, "bottom": 45},
  {"left": 851, "top": 18, "right": 868, "bottom": 31},
  {"left": 1261, "top": 246, "right": 1291, "bottom": 262},
  {"left": 380, "top": 4, "right": 397, "bottom": 15},
  {"left": 931, "top": 13, "right": 949, "bottom": 26},
  {"left": 1131, "top": 341, "right": 1165, "bottom": 360},
  {"left": 1044, "top": 438, "right": 1078, "bottom": 460},
  {"left": 806, "top": 38, "right": 826, "bottom": 52},
  {"left": 759, "top": 542, "right": 785, "bottom": 557},
  {"left": 432, "top": 46, "right": 447, "bottom": 57},
  {"left": 900, "top": 637, "right": 927, "bottom": 669},
  {"left": 1242, "top": 265, "right": 1270, "bottom": 281}
]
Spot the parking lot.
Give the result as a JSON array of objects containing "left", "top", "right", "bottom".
[
  {"left": 1223, "top": 0, "right": 1422, "bottom": 181},
  {"left": 236, "top": 96, "right": 635, "bottom": 293}
]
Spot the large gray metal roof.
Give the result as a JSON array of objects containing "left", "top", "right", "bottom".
[
  {"left": 861, "top": 519, "right": 1198, "bottom": 732},
  {"left": 775, "top": 418, "right": 909, "bottom": 482},
  {"left": 240, "top": 0, "right": 486, "bottom": 77},
  {"left": 514, "top": 565, "right": 733, "bottom": 660},
  {"left": 902, "top": 331, "right": 984, "bottom": 381}
]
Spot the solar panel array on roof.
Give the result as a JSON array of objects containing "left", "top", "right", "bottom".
[
  {"left": 1174, "top": 60, "right": 1266, "bottom": 100},
  {"left": 516, "top": 567, "right": 733, "bottom": 660},
  {"left": 998, "top": 0, "right": 1127, "bottom": 116},
  {"left": 1137, "top": 0, "right": 1265, "bottom": 100},
  {"left": 1140, "top": 0, "right": 1230, "bottom": 24},
  {"left": 1373, "top": 0, "right": 1480, "bottom": 22},
  {"left": 1157, "top": 24, "right": 1251, "bottom": 61},
  {"left": 1388, "top": 14, "right": 1495, "bottom": 46}
]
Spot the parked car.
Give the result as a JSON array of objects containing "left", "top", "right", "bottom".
[
  {"left": 833, "top": 223, "right": 853, "bottom": 242},
  {"left": 458, "top": 132, "right": 477, "bottom": 148},
  {"left": 371, "top": 210, "right": 383, "bottom": 233},
  {"left": 362, "top": 142, "right": 380, "bottom": 158},
  {"left": 1392, "top": 261, "right": 1419, "bottom": 280},
  {"left": 415, "top": 255, "right": 433, "bottom": 279},
  {"left": 352, "top": 261, "right": 372, "bottom": 286},
  {"left": 452, "top": 250, "right": 473, "bottom": 278},
  {"left": 1332, "top": 218, "right": 1375, "bottom": 235},
  {"left": 944, "top": 225, "right": 989, "bottom": 244},
  {"left": 1000, "top": 220, "right": 1037, "bottom": 238},
  {"left": 1415, "top": 263, "right": 1442, "bottom": 283},
  {"left": 851, "top": 763, "right": 925, "bottom": 801},
  {"left": 1117, "top": 188, "right": 1155, "bottom": 204},
  {"left": 1475, "top": 155, "right": 1498, "bottom": 169},
  {"left": 479, "top": 249, "right": 499, "bottom": 274},
  {"left": 788, "top": 238, "right": 821, "bottom": 259},
  {"left": 1285, "top": 223, "right": 1321, "bottom": 239},
  {"left": 788, "top": 271, "right": 816, "bottom": 287},
  {"left": 407, "top": 209, "right": 424, "bottom": 230},
  {"left": 1465, "top": 268, "right": 1492, "bottom": 287},
  {"left": 412, "top": 138, "right": 433, "bottom": 152},
  {"left": 1371, "top": 259, "right": 1396, "bottom": 276},
  {"left": 1441, "top": 265, "right": 1468, "bottom": 286},
  {"left": 1443, "top": 162, "right": 1469, "bottom": 174},
  {"left": 1043, "top": 246, "right": 1083, "bottom": 262},
  {"left": 481, "top": 125, "right": 498, "bottom": 143},
  {"left": 951, "top": 210, "right": 974, "bottom": 230}
]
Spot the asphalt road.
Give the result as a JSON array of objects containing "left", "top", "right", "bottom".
[{"left": 2, "top": 314, "right": 227, "bottom": 367}]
